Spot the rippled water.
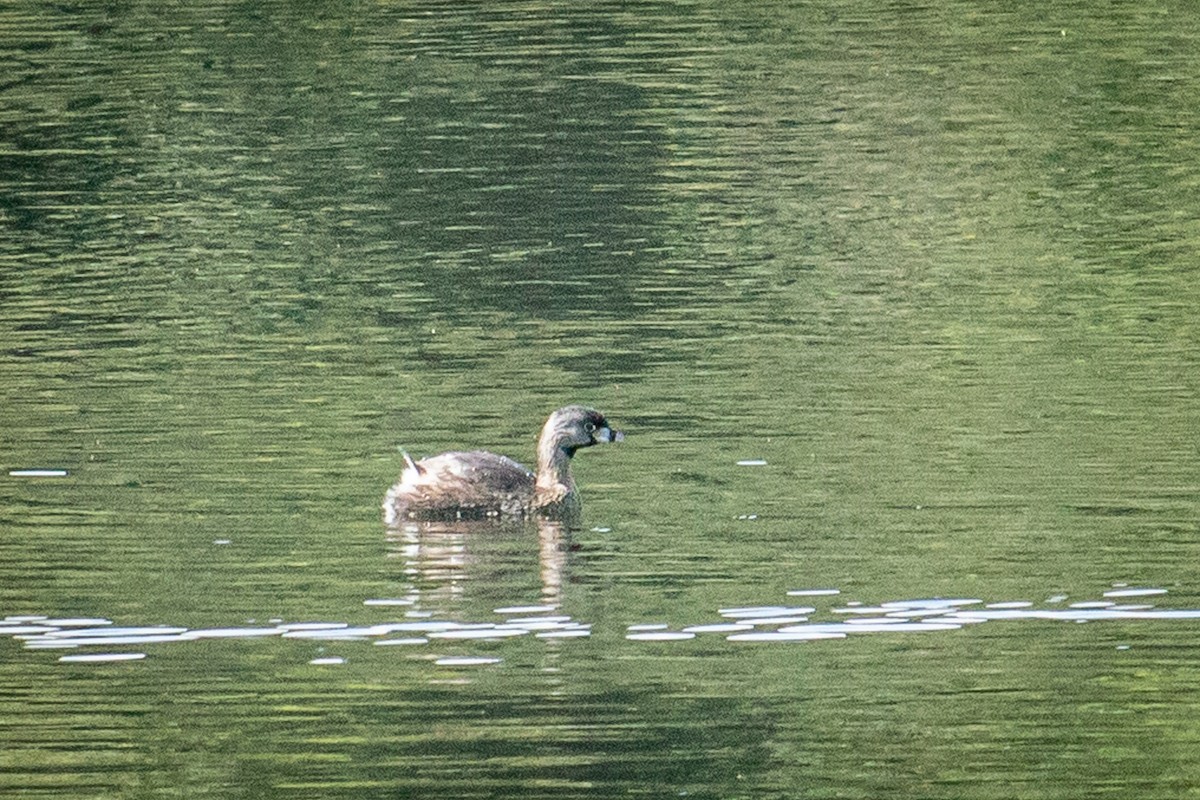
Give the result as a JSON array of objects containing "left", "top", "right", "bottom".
[
  {"left": 8, "top": 584, "right": 1193, "bottom": 655},
  {"left": 3, "top": 1, "right": 1200, "bottom": 797}
]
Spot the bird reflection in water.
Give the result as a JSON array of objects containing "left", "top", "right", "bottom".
[{"left": 384, "top": 518, "right": 572, "bottom": 615}]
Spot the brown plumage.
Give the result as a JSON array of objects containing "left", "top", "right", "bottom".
[{"left": 383, "top": 405, "right": 623, "bottom": 523}]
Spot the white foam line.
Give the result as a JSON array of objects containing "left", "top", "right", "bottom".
[
  {"left": 39, "top": 626, "right": 187, "bottom": 639},
  {"left": 179, "top": 628, "right": 283, "bottom": 640},
  {"left": 729, "top": 631, "right": 846, "bottom": 642},
  {"left": 1103, "top": 588, "right": 1168, "bottom": 598},
  {"left": 719, "top": 606, "right": 815, "bottom": 619},
  {"left": 27, "top": 634, "right": 189, "bottom": 648},
  {"left": 497, "top": 620, "right": 574, "bottom": 631},
  {"left": 59, "top": 653, "right": 146, "bottom": 663},
  {"left": 0, "top": 625, "right": 59, "bottom": 635},
  {"left": 436, "top": 656, "right": 502, "bottom": 666},
  {"left": 536, "top": 628, "right": 592, "bottom": 639},
  {"left": 948, "top": 609, "right": 1128, "bottom": 622},
  {"left": 276, "top": 622, "right": 349, "bottom": 632},
  {"left": 281, "top": 628, "right": 377, "bottom": 640},
  {"left": 831, "top": 606, "right": 892, "bottom": 615},
  {"left": 626, "top": 632, "right": 695, "bottom": 641},
  {"left": 495, "top": 605, "right": 558, "bottom": 614},
  {"left": 682, "top": 623, "right": 756, "bottom": 634},
  {"left": 1108, "top": 610, "right": 1200, "bottom": 620},
  {"left": 778, "top": 622, "right": 963, "bottom": 635},
  {"left": 884, "top": 608, "right": 957, "bottom": 619}
]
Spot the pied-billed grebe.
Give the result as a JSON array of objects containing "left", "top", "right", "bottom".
[{"left": 383, "top": 405, "right": 623, "bottom": 522}]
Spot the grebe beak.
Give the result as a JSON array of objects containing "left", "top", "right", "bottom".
[{"left": 596, "top": 427, "right": 624, "bottom": 443}]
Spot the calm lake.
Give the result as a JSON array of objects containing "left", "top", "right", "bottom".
[{"left": 3, "top": 1, "right": 1199, "bottom": 797}]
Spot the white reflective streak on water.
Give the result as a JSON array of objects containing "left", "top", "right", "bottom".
[{"left": 6, "top": 585, "right": 1198, "bottom": 662}]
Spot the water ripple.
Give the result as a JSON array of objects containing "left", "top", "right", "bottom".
[{"left": 5, "top": 584, "right": 1198, "bottom": 663}]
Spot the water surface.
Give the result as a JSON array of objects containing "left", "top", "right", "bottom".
[{"left": 3, "top": 1, "right": 1199, "bottom": 797}]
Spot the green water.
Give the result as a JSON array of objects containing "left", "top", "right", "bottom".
[{"left": 3, "top": 1, "right": 1200, "bottom": 797}]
